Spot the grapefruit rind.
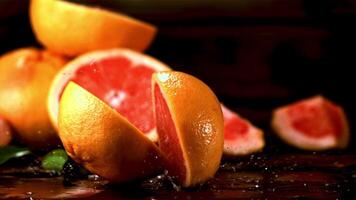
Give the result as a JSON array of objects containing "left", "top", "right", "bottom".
[
  {"left": 47, "top": 48, "right": 170, "bottom": 142},
  {"left": 221, "top": 105, "right": 265, "bottom": 156},
  {"left": 58, "top": 82, "right": 163, "bottom": 182},
  {"left": 271, "top": 96, "right": 349, "bottom": 151},
  {"left": 30, "top": 0, "right": 157, "bottom": 56},
  {"left": 153, "top": 71, "right": 224, "bottom": 187}
]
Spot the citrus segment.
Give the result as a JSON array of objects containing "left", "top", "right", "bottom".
[
  {"left": 48, "top": 49, "right": 170, "bottom": 141},
  {"left": 30, "top": 0, "right": 157, "bottom": 56},
  {"left": 58, "top": 82, "right": 163, "bottom": 182},
  {"left": 154, "top": 84, "right": 186, "bottom": 184},
  {"left": 0, "top": 48, "right": 66, "bottom": 149},
  {"left": 222, "top": 105, "right": 265, "bottom": 156},
  {"left": 272, "top": 96, "right": 349, "bottom": 150},
  {"left": 153, "top": 71, "right": 224, "bottom": 187}
]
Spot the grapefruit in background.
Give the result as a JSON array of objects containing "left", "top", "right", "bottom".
[
  {"left": 153, "top": 71, "right": 224, "bottom": 187},
  {"left": 30, "top": 0, "right": 157, "bottom": 56},
  {"left": 0, "top": 48, "right": 66, "bottom": 149},
  {"left": 222, "top": 105, "right": 265, "bottom": 156},
  {"left": 272, "top": 96, "right": 349, "bottom": 150}
]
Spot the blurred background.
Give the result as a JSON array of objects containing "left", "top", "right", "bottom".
[{"left": 1, "top": 0, "right": 356, "bottom": 152}]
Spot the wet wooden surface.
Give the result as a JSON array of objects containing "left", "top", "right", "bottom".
[{"left": 1, "top": 152, "right": 355, "bottom": 199}]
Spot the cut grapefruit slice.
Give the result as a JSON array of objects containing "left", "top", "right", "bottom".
[
  {"left": 153, "top": 71, "right": 224, "bottom": 187},
  {"left": 272, "top": 96, "right": 349, "bottom": 150},
  {"left": 58, "top": 82, "right": 163, "bottom": 182},
  {"left": 222, "top": 105, "right": 265, "bottom": 156},
  {"left": 30, "top": 0, "right": 157, "bottom": 56},
  {"left": 48, "top": 49, "right": 170, "bottom": 141}
]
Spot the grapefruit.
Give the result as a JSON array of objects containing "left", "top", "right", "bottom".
[
  {"left": 222, "top": 105, "right": 265, "bottom": 156},
  {"left": 272, "top": 96, "right": 349, "bottom": 150},
  {"left": 153, "top": 71, "right": 224, "bottom": 187},
  {"left": 30, "top": 0, "right": 157, "bottom": 56},
  {"left": 58, "top": 82, "right": 163, "bottom": 182},
  {"left": 48, "top": 48, "right": 170, "bottom": 141},
  {"left": 0, "top": 116, "right": 12, "bottom": 147},
  {"left": 0, "top": 48, "right": 66, "bottom": 149}
]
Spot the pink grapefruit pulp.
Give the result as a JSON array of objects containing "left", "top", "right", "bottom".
[
  {"left": 222, "top": 105, "right": 265, "bottom": 156},
  {"left": 48, "top": 49, "right": 170, "bottom": 141},
  {"left": 272, "top": 96, "right": 349, "bottom": 150}
]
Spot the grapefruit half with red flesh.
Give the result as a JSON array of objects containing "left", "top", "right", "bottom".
[
  {"left": 58, "top": 82, "right": 164, "bottom": 182},
  {"left": 153, "top": 71, "right": 224, "bottom": 187},
  {"left": 272, "top": 96, "right": 349, "bottom": 150},
  {"left": 48, "top": 49, "right": 170, "bottom": 141},
  {"left": 222, "top": 105, "right": 265, "bottom": 156}
]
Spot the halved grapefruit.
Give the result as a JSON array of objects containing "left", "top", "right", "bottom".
[
  {"left": 30, "top": 0, "right": 157, "bottom": 56},
  {"left": 272, "top": 96, "right": 349, "bottom": 150},
  {"left": 222, "top": 105, "right": 265, "bottom": 156},
  {"left": 48, "top": 48, "right": 170, "bottom": 141},
  {"left": 58, "top": 82, "right": 163, "bottom": 182},
  {"left": 153, "top": 71, "right": 224, "bottom": 187}
]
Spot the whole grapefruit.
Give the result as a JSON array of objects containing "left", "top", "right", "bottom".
[{"left": 0, "top": 48, "right": 66, "bottom": 149}]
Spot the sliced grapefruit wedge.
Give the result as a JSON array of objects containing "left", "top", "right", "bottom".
[
  {"left": 58, "top": 82, "right": 163, "bottom": 182},
  {"left": 222, "top": 105, "right": 265, "bottom": 156},
  {"left": 272, "top": 96, "right": 349, "bottom": 150},
  {"left": 153, "top": 71, "right": 224, "bottom": 187},
  {"left": 48, "top": 49, "right": 170, "bottom": 142},
  {"left": 30, "top": 0, "right": 157, "bottom": 56}
]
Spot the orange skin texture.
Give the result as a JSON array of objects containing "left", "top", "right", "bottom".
[
  {"left": 153, "top": 71, "right": 224, "bottom": 187},
  {"left": 58, "top": 82, "right": 163, "bottom": 182},
  {"left": 0, "top": 116, "right": 12, "bottom": 146},
  {"left": 30, "top": 0, "right": 157, "bottom": 57},
  {"left": 0, "top": 48, "right": 66, "bottom": 149}
]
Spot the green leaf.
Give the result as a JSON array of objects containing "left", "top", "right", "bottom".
[
  {"left": 0, "top": 145, "right": 31, "bottom": 165},
  {"left": 41, "top": 149, "right": 69, "bottom": 172}
]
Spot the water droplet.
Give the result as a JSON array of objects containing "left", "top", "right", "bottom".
[
  {"left": 325, "top": 183, "right": 329, "bottom": 187},
  {"left": 157, "top": 72, "right": 170, "bottom": 82},
  {"left": 255, "top": 184, "right": 260, "bottom": 188},
  {"left": 303, "top": 183, "right": 307, "bottom": 187}
]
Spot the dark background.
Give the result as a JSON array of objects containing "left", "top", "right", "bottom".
[{"left": 1, "top": 0, "right": 356, "bottom": 152}]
